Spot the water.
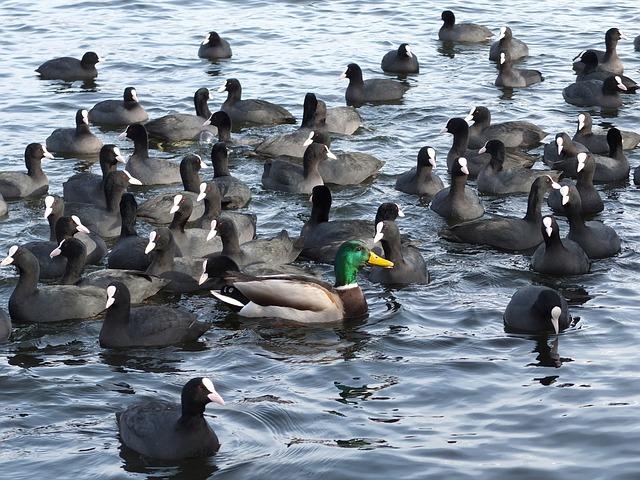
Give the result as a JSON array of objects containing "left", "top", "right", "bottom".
[{"left": 1, "top": 0, "right": 640, "bottom": 478}]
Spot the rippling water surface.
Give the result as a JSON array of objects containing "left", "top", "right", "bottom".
[{"left": 1, "top": 0, "right": 640, "bottom": 478}]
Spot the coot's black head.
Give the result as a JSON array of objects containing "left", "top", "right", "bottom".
[
  {"left": 375, "top": 202, "right": 404, "bottom": 225},
  {"left": 580, "top": 50, "right": 599, "bottom": 68},
  {"left": 606, "top": 127, "right": 623, "bottom": 149},
  {"left": 55, "top": 215, "right": 90, "bottom": 241},
  {"left": 480, "top": 139, "right": 506, "bottom": 160},
  {"left": 441, "top": 10, "right": 455, "bottom": 26},
  {"left": 202, "top": 31, "right": 222, "bottom": 46},
  {"left": 465, "top": 106, "right": 490, "bottom": 125},
  {"left": 146, "top": 227, "right": 173, "bottom": 254},
  {"left": 181, "top": 153, "right": 207, "bottom": 176},
  {"left": 204, "top": 111, "right": 231, "bottom": 131},
  {"left": 105, "top": 281, "right": 131, "bottom": 310},
  {"left": 442, "top": 117, "right": 469, "bottom": 135},
  {"left": 210, "top": 141, "right": 229, "bottom": 162},
  {"left": 541, "top": 215, "right": 560, "bottom": 241},
  {"left": 602, "top": 76, "right": 628, "bottom": 94},
  {"left": 123, "top": 87, "right": 139, "bottom": 103},
  {"left": 417, "top": 146, "right": 437, "bottom": 168},
  {"left": 397, "top": 43, "right": 412, "bottom": 57},
  {"left": 170, "top": 193, "right": 194, "bottom": 220},
  {"left": 81, "top": 51, "right": 100, "bottom": 67},
  {"left": 308, "top": 130, "right": 331, "bottom": 147},
  {"left": 120, "top": 123, "right": 148, "bottom": 142},
  {"left": 303, "top": 141, "right": 330, "bottom": 166},
  {"left": 194, "top": 87, "right": 211, "bottom": 103},
  {"left": 75, "top": 109, "right": 90, "bottom": 126},
  {"left": 181, "top": 377, "right": 225, "bottom": 415},
  {"left": 100, "top": 144, "right": 126, "bottom": 168},
  {"left": 25, "top": 143, "right": 54, "bottom": 162},
  {"left": 341, "top": 63, "right": 363, "bottom": 81},
  {"left": 218, "top": 78, "right": 241, "bottom": 94},
  {"left": 532, "top": 289, "right": 565, "bottom": 334},
  {"left": 51, "top": 236, "right": 86, "bottom": 262},
  {"left": 499, "top": 26, "right": 513, "bottom": 40},
  {"left": 451, "top": 157, "right": 470, "bottom": 177},
  {"left": 605, "top": 28, "right": 623, "bottom": 43},
  {"left": 215, "top": 217, "right": 238, "bottom": 242}
]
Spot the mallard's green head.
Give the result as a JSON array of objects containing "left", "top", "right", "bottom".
[{"left": 334, "top": 240, "right": 393, "bottom": 287}]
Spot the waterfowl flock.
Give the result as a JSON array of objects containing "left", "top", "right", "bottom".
[{"left": 1, "top": 7, "right": 640, "bottom": 465}]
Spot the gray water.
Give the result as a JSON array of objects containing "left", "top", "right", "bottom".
[{"left": 1, "top": 0, "right": 640, "bottom": 478}]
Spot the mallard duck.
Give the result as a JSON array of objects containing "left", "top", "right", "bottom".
[{"left": 210, "top": 240, "right": 393, "bottom": 323}]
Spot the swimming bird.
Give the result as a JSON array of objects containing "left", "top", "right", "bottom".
[
  {"left": 489, "top": 26, "right": 529, "bottom": 61},
  {"left": 439, "top": 175, "right": 558, "bottom": 252},
  {"left": 381, "top": 43, "right": 419, "bottom": 74},
  {"left": 340, "top": 63, "right": 409, "bottom": 107},
  {"left": 107, "top": 193, "right": 151, "bottom": 271},
  {"left": 572, "top": 112, "right": 640, "bottom": 153},
  {"left": 23, "top": 195, "right": 105, "bottom": 278},
  {"left": 144, "top": 88, "right": 218, "bottom": 143},
  {"left": 211, "top": 240, "right": 393, "bottom": 323},
  {"left": 210, "top": 142, "right": 251, "bottom": 208},
  {"left": 46, "top": 109, "right": 103, "bottom": 155},
  {"left": 395, "top": 146, "right": 444, "bottom": 199},
  {"left": 116, "top": 377, "right": 223, "bottom": 459},
  {"left": 1, "top": 246, "right": 106, "bottom": 323},
  {"left": 543, "top": 133, "right": 589, "bottom": 170},
  {"left": 495, "top": 52, "right": 543, "bottom": 88},
  {"left": 51, "top": 237, "right": 167, "bottom": 303},
  {"left": 217, "top": 78, "right": 295, "bottom": 126},
  {"left": 504, "top": 286, "right": 572, "bottom": 334},
  {"left": 430, "top": 157, "right": 484, "bottom": 223},
  {"left": 547, "top": 153, "right": 604, "bottom": 216},
  {"left": 208, "top": 218, "right": 301, "bottom": 268},
  {"left": 194, "top": 182, "right": 257, "bottom": 239},
  {"left": 254, "top": 93, "right": 330, "bottom": 158},
  {"left": 167, "top": 194, "right": 225, "bottom": 258},
  {"left": 464, "top": 106, "right": 546, "bottom": 149},
  {"left": 562, "top": 76, "right": 627, "bottom": 108},
  {"left": 562, "top": 184, "right": 621, "bottom": 258},
  {"left": 262, "top": 141, "right": 332, "bottom": 194},
  {"left": 89, "top": 87, "right": 149, "bottom": 126},
  {"left": 441, "top": 117, "right": 535, "bottom": 177},
  {"left": 0, "top": 143, "right": 52, "bottom": 199},
  {"left": 369, "top": 220, "right": 427, "bottom": 285},
  {"left": 119, "top": 124, "right": 181, "bottom": 185},
  {"left": 136, "top": 154, "right": 210, "bottom": 224},
  {"left": 300, "top": 185, "right": 378, "bottom": 263},
  {"left": 530, "top": 216, "right": 590, "bottom": 275},
  {"left": 589, "top": 128, "right": 629, "bottom": 183},
  {"left": 575, "top": 51, "right": 637, "bottom": 92},
  {"left": 293, "top": 131, "right": 383, "bottom": 185},
  {"left": 572, "top": 28, "right": 625, "bottom": 75},
  {"left": 477, "top": 140, "right": 558, "bottom": 195},
  {"left": 63, "top": 144, "right": 127, "bottom": 208},
  {"left": 438, "top": 10, "right": 492, "bottom": 43},
  {"left": 64, "top": 170, "right": 142, "bottom": 238},
  {"left": 144, "top": 228, "right": 205, "bottom": 293},
  {"left": 198, "top": 31, "right": 232, "bottom": 59},
  {"left": 36, "top": 51, "right": 101, "bottom": 81}
]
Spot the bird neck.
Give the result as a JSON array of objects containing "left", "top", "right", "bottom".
[
  {"left": 523, "top": 184, "right": 544, "bottom": 223},
  {"left": 60, "top": 250, "right": 85, "bottom": 285},
  {"left": 75, "top": 124, "right": 91, "bottom": 136}
]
